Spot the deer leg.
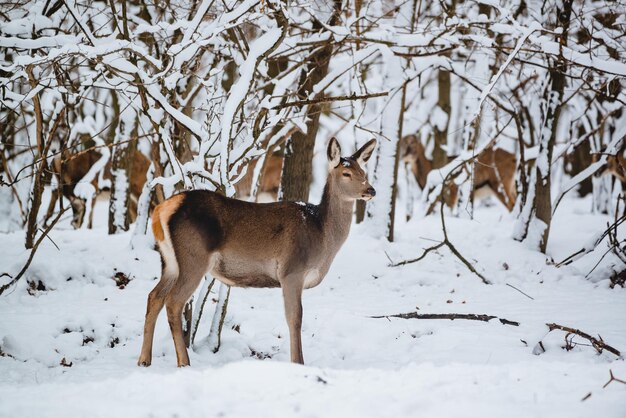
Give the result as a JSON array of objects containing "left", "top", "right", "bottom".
[
  {"left": 138, "top": 274, "right": 172, "bottom": 367},
  {"left": 43, "top": 189, "right": 59, "bottom": 227},
  {"left": 69, "top": 197, "right": 86, "bottom": 229},
  {"left": 128, "top": 195, "right": 138, "bottom": 223},
  {"left": 503, "top": 180, "right": 517, "bottom": 212},
  {"left": 87, "top": 195, "right": 96, "bottom": 229},
  {"left": 281, "top": 280, "right": 304, "bottom": 364},
  {"left": 491, "top": 181, "right": 516, "bottom": 212},
  {"left": 164, "top": 264, "right": 205, "bottom": 367}
]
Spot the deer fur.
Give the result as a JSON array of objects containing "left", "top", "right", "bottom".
[
  {"left": 233, "top": 152, "right": 283, "bottom": 201},
  {"left": 601, "top": 144, "right": 626, "bottom": 185},
  {"left": 138, "top": 138, "right": 377, "bottom": 367},
  {"left": 400, "top": 134, "right": 518, "bottom": 211}
]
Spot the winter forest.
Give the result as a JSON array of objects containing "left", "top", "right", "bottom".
[{"left": 1, "top": 0, "right": 625, "bottom": 416}]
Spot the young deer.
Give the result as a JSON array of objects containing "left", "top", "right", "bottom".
[{"left": 138, "top": 138, "right": 377, "bottom": 367}]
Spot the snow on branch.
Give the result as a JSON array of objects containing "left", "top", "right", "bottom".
[{"left": 219, "top": 8, "right": 287, "bottom": 195}]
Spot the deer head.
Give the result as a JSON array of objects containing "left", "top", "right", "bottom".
[{"left": 326, "top": 137, "right": 377, "bottom": 201}]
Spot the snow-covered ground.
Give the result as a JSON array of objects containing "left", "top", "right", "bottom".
[{"left": 1, "top": 196, "right": 625, "bottom": 418}]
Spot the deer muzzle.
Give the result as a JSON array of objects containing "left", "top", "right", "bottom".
[{"left": 362, "top": 186, "right": 376, "bottom": 200}]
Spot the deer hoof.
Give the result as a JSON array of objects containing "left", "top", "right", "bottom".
[{"left": 137, "top": 358, "right": 151, "bottom": 367}]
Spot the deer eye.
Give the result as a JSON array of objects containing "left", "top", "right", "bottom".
[{"left": 342, "top": 172, "right": 351, "bottom": 178}]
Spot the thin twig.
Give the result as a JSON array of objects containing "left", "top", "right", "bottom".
[
  {"left": 39, "top": 228, "right": 60, "bottom": 251},
  {"left": 506, "top": 283, "right": 535, "bottom": 300},
  {"left": 0, "top": 207, "right": 69, "bottom": 296},
  {"left": 603, "top": 370, "right": 626, "bottom": 388},
  {"left": 390, "top": 242, "right": 445, "bottom": 267},
  {"left": 271, "top": 92, "right": 388, "bottom": 110}
]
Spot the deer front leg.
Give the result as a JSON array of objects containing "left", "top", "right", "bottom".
[
  {"left": 281, "top": 280, "right": 304, "bottom": 364},
  {"left": 69, "top": 196, "right": 86, "bottom": 229},
  {"left": 87, "top": 195, "right": 97, "bottom": 229}
]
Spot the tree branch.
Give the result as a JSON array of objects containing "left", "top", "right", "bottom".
[
  {"left": 271, "top": 91, "right": 388, "bottom": 110},
  {"left": 534, "top": 323, "right": 622, "bottom": 357},
  {"left": 0, "top": 207, "right": 69, "bottom": 296},
  {"left": 371, "top": 311, "right": 520, "bottom": 326}
]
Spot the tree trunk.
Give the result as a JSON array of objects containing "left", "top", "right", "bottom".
[
  {"left": 432, "top": 61, "right": 451, "bottom": 170},
  {"left": 108, "top": 107, "right": 138, "bottom": 234},
  {"left": 514, "top": 0, "right": 573, "bottom": 253},
  {"left": 565, "top": 139, "right": 593, "bottom": 196},
  {"left": 25, "top": 66, "right": 47, "bottom": 249},
  {"left": 366, "top": 56, "right": 406, "bottom": 241},
  {"left": 279, "top": 0, "right": 341, "bottom": 202},
  {"left": 207, "top": 282, "right": 230, "bottom": 353}
]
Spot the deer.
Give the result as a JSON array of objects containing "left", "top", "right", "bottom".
[
  {"left": 400, "top": 134, "right": 518, "bottom": 211},
  {"left": 601, "top": 144, "right": 626, "bottom": 186},
  {"left": 45, "top": 148, "right": 151, "bottom": 229},
  {"left": 233, "top": 152, "right": 283, "bottom": 201},
  {"left": 138, "top": 138, "right": 377, "bottom": 367}
]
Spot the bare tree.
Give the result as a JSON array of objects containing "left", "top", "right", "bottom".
[
  {"left": 514, "top": 0, "right": 574, "bottom": 253},
  {"left": 279, "top": 0, "right": 342, "bottom": 202}
]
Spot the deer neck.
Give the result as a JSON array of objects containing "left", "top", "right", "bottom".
[{"left": 318, "top": 180, "right": 354, "bottom": 249}]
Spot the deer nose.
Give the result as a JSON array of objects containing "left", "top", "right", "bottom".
[{"left": 367, "top": 187, "right": 376, "bottom": 196}]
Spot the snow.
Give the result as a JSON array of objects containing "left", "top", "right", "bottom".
[
  {"left": 0, "top": 35, "right": 81, "bottom": 49},
  {"left": 72, "top": 139, "right": 110, "bottom": 203},
  {"left": 365, "top": 46, "right": 404, "bottom": 238},
  {"left": 2, "top": 1, "right": 626, "bottom": 416},
  {"left": 1, "top": 195, "right": 624, "bottom": 417},
  {"left": 219, "top": 26, "right": 284, "bottom": 196},
  {"left": 110, "top": 169, "right": 128, "bottom": 229}
]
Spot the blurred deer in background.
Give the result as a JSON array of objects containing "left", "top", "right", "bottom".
[
  {"left": 601, "top": 144, "right": 626, "bottom": 186},
  {"left": 45, "top": 149, "right": 150, "bottom": 228},
  {"left": 234, "top": 152, "right": 283, "bottom": 201},
  {"left": 400, "top": 134, "right": 518, "bottom": 211}
]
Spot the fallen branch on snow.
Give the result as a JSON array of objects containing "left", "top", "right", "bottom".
[
  {"left": 534, "top": 323, "right": 622, "bottom": 357},
  {"left": 371, "top": 312, "right": 520, "bottom": 326}
]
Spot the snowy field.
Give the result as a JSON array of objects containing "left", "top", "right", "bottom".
[{"left": 1, "top": 196, "right": 625, "bottom": 418}]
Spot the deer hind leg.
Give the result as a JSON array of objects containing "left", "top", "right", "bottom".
[
  {"left": 491, "top": 179, "right": 516, "bottom": 212},
  {"left": 164, "top": 248, "right": 208, "bottom": 367},
  {"left": 281, "top": 278, "right": 304, "bottom": 364},
  {"left": 138, "top": 270, "right": 173, "bottom": 367},
  {"left": 503, "top": 178, "right": 517, "bottom": 211}
]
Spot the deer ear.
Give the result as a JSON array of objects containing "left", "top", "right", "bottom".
[
  {"left": 353, "top": 139, "right": 377, "bottom": 166},
  {"left": 327, "top": 137, "right": 341, "bottom": 169}
]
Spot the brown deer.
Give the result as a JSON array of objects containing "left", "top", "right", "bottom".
[
  {"left": 602, "top": 145, "right": 626, "bottom": 186},
  {"left": 401, "top": 135, "right": 518, "bottom": 211},
  {"left": 138, "top": 138, "right": 377, "bottom": 367},
  {"left": 45, "top": 149, "right": 150, "bottom": 228},
  {"left": 234, "top": 152, "right": 283, "bottom": 201}
]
